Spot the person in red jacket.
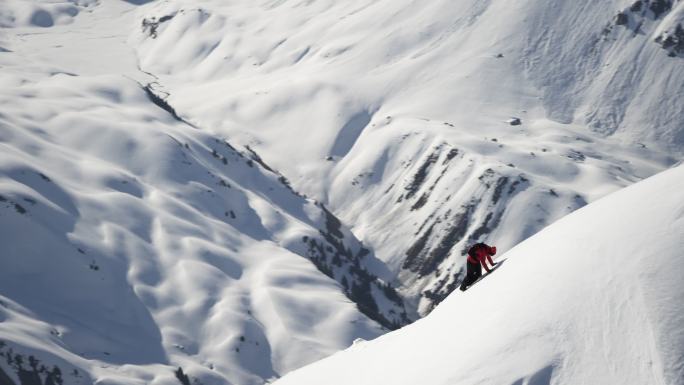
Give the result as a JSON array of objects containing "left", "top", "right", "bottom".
[{"left": 459, "top": 242, "right": 497, "bottom": 291}]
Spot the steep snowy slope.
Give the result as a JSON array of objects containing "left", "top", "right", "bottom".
[
  {"left": 276, "top": 164, "right": 684, "bottom": 385},
  {"left": 0, "top": 2, "right": 408, "bottom": 385},
  {"left": 132, "top": 0, "right": 679, "bottom": 314},
  {"left": 1, "top": 0, "right": 682, "bottom": 384}
]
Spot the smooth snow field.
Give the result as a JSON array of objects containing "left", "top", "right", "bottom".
[
  {"left": 276, "top": 163, "right": 684, "bottom": 385},
  {"left": 0, "top": 0, "right": 682, "bottom": 385}
]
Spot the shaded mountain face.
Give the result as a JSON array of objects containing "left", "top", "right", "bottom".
[{"left": 0, "top": 0, "right": 681, "bottom": 384}]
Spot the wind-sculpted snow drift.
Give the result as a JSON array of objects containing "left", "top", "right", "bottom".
[{"left": 276, "top": 164, "right": 684, "bottom": 385}]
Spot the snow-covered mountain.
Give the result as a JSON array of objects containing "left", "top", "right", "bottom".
[
  {"left": 132, "top": 0, "right": 680, "bottom": 314},
  {"left": 275, "top": 163, "right": 684, "bottom": 385},
  {"left": 1, "top": 2, "right": 409, "bottom": 385},
  {"left": 0, "top": 0, "right": 682, "bottom": 384}
]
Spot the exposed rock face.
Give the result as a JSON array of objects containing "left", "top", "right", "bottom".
[
  {"left": 615, "top": 11, "right": 629, "bottom": 26},
  {"left": 304, "top": 205, "right": 410, "bottom": 329},
  {"left": 648, "top": 0, "right": 674, "bottom": 18},
  {"left": 507, "top": 117, "right": 522, "bottom": 126},
  {"left": 619, "top": 0, "right": 675, "bottom": 20},
  {"left": 655, "top": 24, "right": 684, "bottom": 56},
  {"left": 0, "top": 342, "right": 71, "bottom": 385},
  {"left": 406, "top": 168, "right": 531, "bottom": 313},
  {"left": 141, "top": 14, "right": 176, "bottom": 38},
  {"left": 613, "top": 0, "right": 683, "bottom": 57}
]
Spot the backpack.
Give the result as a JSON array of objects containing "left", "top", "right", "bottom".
[{"left": 468, "top": 243, "right": 488, "bottom": 258}]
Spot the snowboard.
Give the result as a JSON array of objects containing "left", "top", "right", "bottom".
[{"left": 459, "top": 259, "right": 506, "bottom": 291}]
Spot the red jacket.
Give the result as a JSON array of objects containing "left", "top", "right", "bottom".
[{"left": 467, "top": 244, "right": 497, "bottom": 272}]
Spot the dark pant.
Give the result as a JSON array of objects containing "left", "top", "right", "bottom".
[{"left": 459, "top": 261, "right": 482, "bottom": 290}]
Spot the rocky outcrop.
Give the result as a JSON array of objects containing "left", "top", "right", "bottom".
[
  {"left": 612, "top": 0, "right": 683, "bottom": 57},
  {"left": 304, "top": 205, "right": 410, "bottom": 329},
  {"left": 141, "top": 14, "right": 175, "bottom": 39},
  {"left": 0, "top": 342, "right": 74, "bottom": 385},
  {"left": 405, "top": 167, "right": 530, "bottom": 313},
  {"left": 655, "top": 23, "right": 684, "bottom": 56}
]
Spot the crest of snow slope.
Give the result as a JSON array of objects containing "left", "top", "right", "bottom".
[
  {"left": 0, "top": 2, "right": 410, "bottom": 385},
  {"left": 275, "top": 163, "right": 684, "bottom": 385},
  {"left": 131, "top": 0, "right": 679, "bottom": 314}
]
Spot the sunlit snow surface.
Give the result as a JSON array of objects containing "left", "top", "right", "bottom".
[
  {"left": 276, "top": 163, "right": 684, "bottom": 385},
  {"left": 0, "top": 0, "right": 682, "bottom": 384}
]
